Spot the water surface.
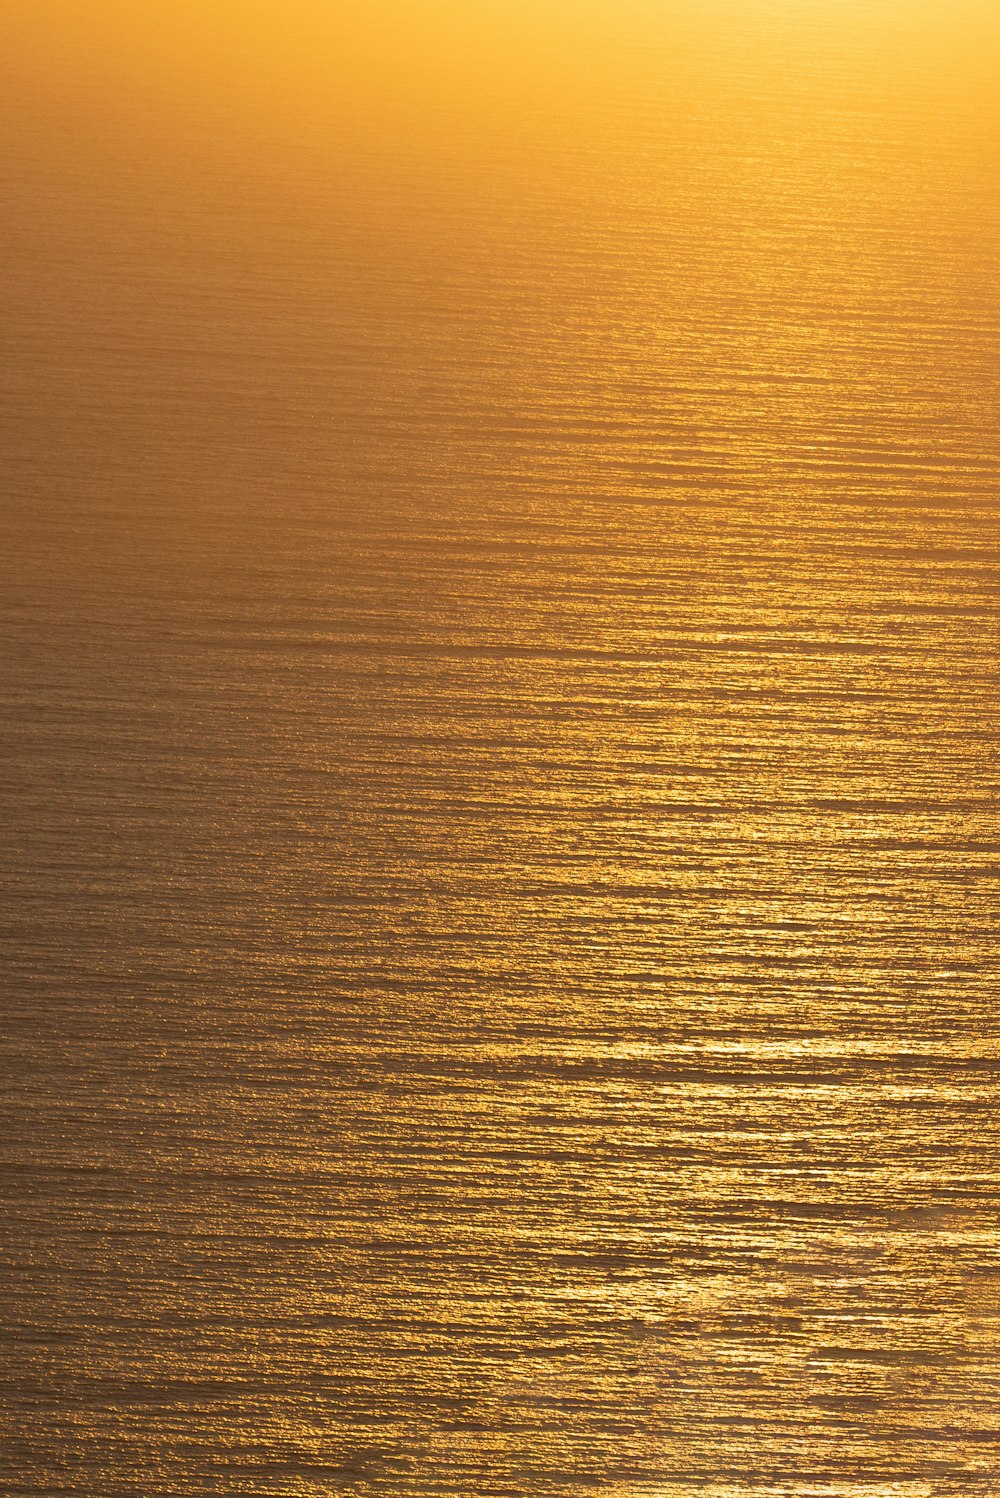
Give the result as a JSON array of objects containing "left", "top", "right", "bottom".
[{"left": 2, "top": 3, "right": 999, "bottom": 1493}]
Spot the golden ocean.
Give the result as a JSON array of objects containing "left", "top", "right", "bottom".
[{"left": 1, "top": 2, "right": 998, "bottom": 1494}]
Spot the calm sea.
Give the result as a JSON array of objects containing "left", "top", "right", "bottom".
[{"left": 2, "top": 2, "right": 999, "bottom": 1493}]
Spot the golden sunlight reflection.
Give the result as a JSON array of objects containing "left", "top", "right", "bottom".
[{"left": 1, "top": 0, "right": 998, "bottom": 1494}]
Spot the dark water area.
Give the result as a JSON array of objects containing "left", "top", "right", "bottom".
[{"left": 2, "top": 3, "right": 999, "bottom": 1493}]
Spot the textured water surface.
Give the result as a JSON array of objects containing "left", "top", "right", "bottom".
[{"left": 2, "top": 2, "right": 999, "bottom": 1494}]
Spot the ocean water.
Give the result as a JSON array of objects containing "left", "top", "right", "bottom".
[{"left": 2, "top": 3, "right": 999, "bottom": 1494}]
